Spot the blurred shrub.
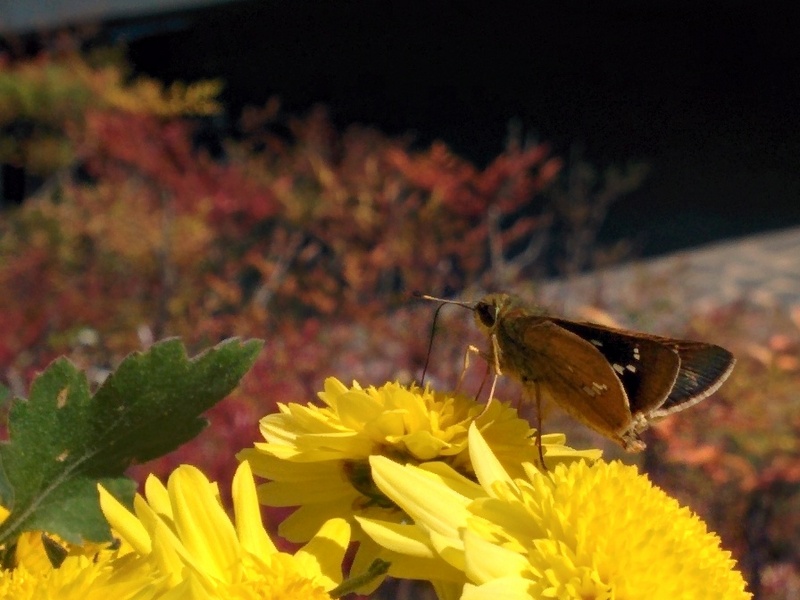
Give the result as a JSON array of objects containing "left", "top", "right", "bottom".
[
  {"left": 0, "top": 48, "right": 564, "bottom": 479},
  {"left": 0, "top": 50, "right": 219, "bottom": 175}
]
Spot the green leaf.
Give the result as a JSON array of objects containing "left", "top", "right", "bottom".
[{"left": 0, "top": 337, "right": 263, "bottom": 547}]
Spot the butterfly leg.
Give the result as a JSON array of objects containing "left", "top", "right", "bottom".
[
  {"left": 476, "top": 369, "right": 501, "bottom": 419},
  {"left": 461, "top": 336, "right": 503, "bottom": 414},
  {"left": 457, "top": 345, "right": 481, "bottom": 392},
  {"left": 534, "top": 379, "right": 547, "bottom": 471},
  {"left": 461, "top": 345, "right": 497, "bottom": 416},
  {"left": 474, "top": 358, "right": 491, "bottom": 399},
  {"left": 484, "top": 332, "right": 503, "bottom": 405},
  {"left": 485, "top": 370, "right": 499, "bottom": 409}
]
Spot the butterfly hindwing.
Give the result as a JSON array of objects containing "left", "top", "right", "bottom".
[{"left": 653, "top": 341, "right": 735, "bottom": 417}]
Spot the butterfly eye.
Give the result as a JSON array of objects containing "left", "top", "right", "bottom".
[{"left": 475, "top": 302, "right": 496, "bottom": 328}]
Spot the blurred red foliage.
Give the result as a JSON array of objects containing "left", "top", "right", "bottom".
[{"left": 0, "top": 53, "right": 560, "bottom": 495}]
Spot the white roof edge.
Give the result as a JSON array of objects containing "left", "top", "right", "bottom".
[{"left": 0, "top": 0, "right": 233, "bottom": 34}]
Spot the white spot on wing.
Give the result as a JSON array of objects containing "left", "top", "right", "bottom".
[{"left": 583, "top": 382, "right": 608, "bottom": 397}]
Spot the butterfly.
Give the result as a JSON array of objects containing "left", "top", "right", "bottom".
[{"left": 421, "top": 292, "right": 735, "bottom": 453}]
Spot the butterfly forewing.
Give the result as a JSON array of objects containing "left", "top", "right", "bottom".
[
  {"left": 496, "top": 316, "right": 634, "bottom": 441},
  {"left": 550, "top": 318, "right": 682, "bottom": 416}
]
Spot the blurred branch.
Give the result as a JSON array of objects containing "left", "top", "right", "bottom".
[
  {"left": 550, "top": 144, "right": 649, "bottom": 277},
  {"left": 486, "top": 202, "right": 552, "bottom": 288},
  {"left": 252, "top": 228, "right": 306, "bottom": 310}
]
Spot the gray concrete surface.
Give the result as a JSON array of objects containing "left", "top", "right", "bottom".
[{"left": 537, "top": 225, "right": 800, "bottom": 331}]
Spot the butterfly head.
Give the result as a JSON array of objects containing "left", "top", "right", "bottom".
[{"left": 473, "top": 293, "right": 518, "bottom": 334}]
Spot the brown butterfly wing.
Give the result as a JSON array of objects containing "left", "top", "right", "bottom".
[
  {"left": 494, "top": 316, "right": 635, "bottom": 442},
  {"left": 549, "top": 318, "right": 682, "bottom": 416},
  {"left": 649, "top": 341, "right": 735, "bottom": 418}
]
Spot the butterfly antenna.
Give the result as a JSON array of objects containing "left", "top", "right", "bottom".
[
  {"left": 420, "top": 301, "right": 448, "bottom": 385},
  {"left": 414, "top": 292, "right": 475, "bottom": 385},
  {"left": 414, "top": 292, "right": 473, "bottom": 309}
]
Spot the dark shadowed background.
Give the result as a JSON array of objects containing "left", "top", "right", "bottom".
[{"left": 5, "top": 0, "right": 800, "bottom": 257}]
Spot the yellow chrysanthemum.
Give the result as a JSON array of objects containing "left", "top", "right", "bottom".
[
  {"left": 12, "top": 528, "right": 129, "bottom": 574},
  {"left": 98, "top": 461, "right": 350, "bottom": 599},
  {"left": 0, "top": 502, "right": 158, "bottom": 600},
  {"left": 238, "top": 378, "right": 598, "bottom": 586},
  {"left": 363, "top": 424, "right": 751, "bottom": 600},
  {"left": 0, "top": 541, "right": 158, "bottom": 600}
]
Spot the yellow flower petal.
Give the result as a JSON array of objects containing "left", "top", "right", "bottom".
[
  {"left": 468, "top": 422, "right": 514, "bottom": 494},
  {"left": 293, "top": 518, "right": 351, "bottom": 590},
  {"left": 143, "top": 473, "right": 172, "bottom": 519},
  {"left": 461, "top": 577, "right": 536, "bottom": 600},
  {"left": 168, "top": 465, "right": 241, "bottom": 581},
  {"left": 98, "top": 485, "right": 152, "bottom": 555},
  {"left": 258, "top": 475, "right": 354, "bottom": 506},
  {"left": 98, "top": 463, "right": 350, "bottom": 597},
  {"left": 278, "top": 499, "right": 360, "bottom": 543},
  {"left": 356, "top": 518, "right": 465, "bottom": 584},
  {"left": 147, "top": 517, "right": 189, "bottom": 588},
  {"left": 462, "top": 529, "right": 529, "bottom": 583},
  {"left": 369, "top": 456, "right": 475, "bottom": 540},
  {"left": 356, "top": 518, "right": 437, "bottom": 559},
  {"left": 232, "top": 460, "right": 277, "bottom": 557}
]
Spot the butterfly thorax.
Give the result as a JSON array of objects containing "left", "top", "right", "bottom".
[{"left": 473, "top": 293, "right": 549, "bottom": 381}]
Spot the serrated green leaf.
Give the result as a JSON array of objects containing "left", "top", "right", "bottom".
[{"left": 0, "top": 337, "right": 262, "bottom": 547}]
